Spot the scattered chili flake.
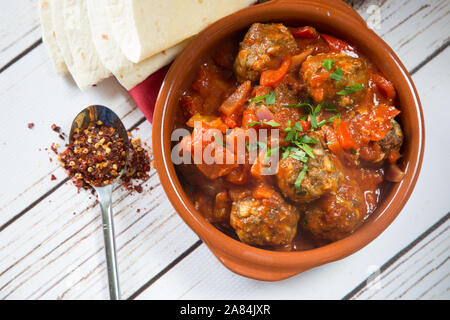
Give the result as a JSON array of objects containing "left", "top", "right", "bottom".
[
  {"left": 51, "top": 124, "right": 61, "bottom": 133},
  {"left": 28, "top": 123, "right": 35, "bottom": 129},
  {"left": 51, "top": 174, "right": 57, "bottom": 180},
  {"left": 136, "top": 209, "right": 141, "bottom": 213},
  {"left": 50, "top": 143, "right": 59, "bottom": 154}
]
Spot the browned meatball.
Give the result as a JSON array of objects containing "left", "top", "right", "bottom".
[
  {"left": 300, "top": 52, "right": 368, "bottom": 108},
  {"left": 276, "top": 142, "right": 344, "bottom": 203},
  {"left": 378, "top": 119, "right": 404, "bottom": 157},
  {"left": 230, "top": 187, "right": 300, "bottom": 246},
  {"left": 302, "top": 179, "right": 365, "bottom": 241},
  {"left": 234, "top": 23, "right": 298, "bottom": 83},
  {"left": 360, "top": 119, "right": 404, "bottom": 163}
]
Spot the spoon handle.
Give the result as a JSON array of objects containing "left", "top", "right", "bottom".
[{"left": 97, "top": 184, "right": 121, "bottom": 300}]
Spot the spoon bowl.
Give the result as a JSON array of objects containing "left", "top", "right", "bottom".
[{"left": 70, "top": 105, "right": 128, "bottom": 299}]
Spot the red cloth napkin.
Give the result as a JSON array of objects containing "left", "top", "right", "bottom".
[{"left": 128, "top": 65, "right": 170, "bottom": 124}]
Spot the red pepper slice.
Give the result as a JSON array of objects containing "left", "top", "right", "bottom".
[
  {"left": 321, "top": 34, "right": 356, "bottom": 53},
  {"left": 333, "top": 118, "right": 357, "bottom": 151},
  {"left": 372, "top": 73, "right": 396, "bottom": 100},
  {"left": 260, "top": 56, "right": 291, "bottom": 88},
  {"left": 291, "top": 26, "right": 319, "bottom": 39}
]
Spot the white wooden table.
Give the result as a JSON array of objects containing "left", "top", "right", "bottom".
[{"left": 0, "top": 0, "right": 449, "bottom": 300}]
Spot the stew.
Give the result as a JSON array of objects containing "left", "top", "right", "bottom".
[{"left": 174, "top": 23, "right": 404, "bottom": 251}]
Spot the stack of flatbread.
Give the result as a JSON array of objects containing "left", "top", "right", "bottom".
[{"left": 39, "top": 0, "right": 256, "bottom": 91}]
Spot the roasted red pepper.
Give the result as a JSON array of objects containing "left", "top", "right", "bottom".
[
  {"left": 260, "top": 55, "right": 291, "bottom": 87},
  {"left": 291, "top": 26, "right": 319, "bottom": 39},
  {"left": 321, "top": 34, "right": 356, "bottom": 53},
  {"left": 333, "top": 118, "right": 357, "bottom": 151}
]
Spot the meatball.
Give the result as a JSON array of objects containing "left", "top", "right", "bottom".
[
  {"left": 300, "top": 52, "right": 368, "bottom": 107},
  {"left": 302, "top": 179, "right": 365, "bottom": 241},
  {"left": 378, "top": 119, "right": 404, "bottom": 156},
  {"left": 360, "top": 119, "right": 404, "bottom": 163},
  {"left": 234, "top": 23, "right": 298, "bottom": 83},
  {"left": 229, "top": 187, "right": 300, "bottom": 246},
  {"left": 277, "top": 142, "right": 344, "bottom": 203}
]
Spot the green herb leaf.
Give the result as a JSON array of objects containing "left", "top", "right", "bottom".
[
  {"left": 214, "top": 134, "right": 226, "bottom": 147},
  {"left": 285, "top": 130, "right": 297, "bottom": 142},
  {"left": 297, "top": 135, "right": 320, "bottom": 144},
  {"left": 322, "top": 59, "right": 335, "bottom": 71},
  {"left": 265, "top": 146, "right": 280, "bottom": 160},
  {"left": 324, "top": 103, "right": 338, "bottom": 112},
  {"left": 330, "top": 67, "right": 344, "bottom": 82},
  {"left": 281, "top": 147, "right": 293, "bottom": 160},
  {"left": 286, "top": 102, "right": 313, "bottom": 109},
  {"left": 265, "top": 92, "right": 276, "bottom": 105},
  {"left": 293, "top": 121, "right": 303, "bottom": 132},
  {"left": 296, "top": 143, "right": 315, "bottom": 159},
  {"left": 294, "top": 163, "right": 309, "bottom": 190},
  {"left": 289, "top": 149, "right": 308, "bottom": 163},
  {"left": 337, "top": 83, "right": 364, "bottom": 95},
  {"left": 246, "top": 141, "right": 267, "bottom": 152},
  {"left": 317, "top": 113, "right": 340, "bottom": 127},
  {"left": 248, "top": 120, "right": 281, "bottom": 128}
]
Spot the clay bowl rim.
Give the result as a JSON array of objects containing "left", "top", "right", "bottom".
[{"left": 152, "top": 1, "right": 425, "bottom": 276}]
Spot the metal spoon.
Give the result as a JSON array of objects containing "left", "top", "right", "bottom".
[{"left": 70, "top": 105, "right": 128, "bottom": 300}]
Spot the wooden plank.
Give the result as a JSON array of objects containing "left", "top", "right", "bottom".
[
  {"left": 135, "top": 47, "right": 450, "bottom": 300},
  {"left": 0, "top": 0, "right": 41, "bottom": 70},
  {"left": 0, "top": 0, "right": 448, "bottom": 300},
  {"left": 0, "top": 121, "right": 200, "bottom": 299},
  {"left": 347, "top": 0, "right": 449, "bottom": 71},
  {"left": 0, "top": 45, "right": 141, "bottom": 227},
  {"left": 0, "top": 0, "right": 446, "bottom": 232},
  {"left": 348, "top": 214, "right": 449, "bottom": 299}
]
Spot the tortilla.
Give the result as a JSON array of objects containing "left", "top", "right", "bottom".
[
  {"left": 39, "top": 0, "right": 67, "bottom": 74},
  {"left": 52, "top": 0, "right": 75, "bottom": 74},
  {"left": 86, "top": 0, "right": 189, "bottom": 90},
  {"left": 105, "top": 0, "right": 256, "bottom": 63},
  {"left": 63, "top": 0, "right": 111, "bottom": 90}
]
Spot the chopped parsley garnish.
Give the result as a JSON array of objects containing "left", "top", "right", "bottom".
[
  {"left": 286, "top": 102, "right": 313, "bottom": 109},
  {"left": 294, "top": 164, "right": 309, "bottom": 190},
  {"left": 295, "top": 142, "right": 315, "bottom": 159},
  {"left": 293, "top": 121, "right": 304, "bottom": 132},
  {"left": 337, "top": 83, "right": 365, "bottom": 95},
  {"left": 248, "top": 120, "right": 281, "bottom": 127},
  {"left": 265, "top": 146, "right": 280, "bottom": 160},
  {"left": 213, "top": 134, "right": 226, "bottom": 147},
  {"left": 317, "top": 113, "right": 340, "bottom": 127},
  {"left": 324, "top": 103, "right": 338, "bottom": 112},
  {"left": 246, "top": 141, "right": 267, "bottom": 152},
  {"left": 288, "top": 148, "right": 308, "bottom": 163},
  {"left": 322, "top": 59, "right": 335, "bottom": 71},
  {"left": 330, "top": 67, "right": 344, "bottom": 82},
  {"left": 308, "top": 102, "right": 323, "bottom": 129},
  {"left": 249, "top": 90, "right": 276, "bottom": 105}
]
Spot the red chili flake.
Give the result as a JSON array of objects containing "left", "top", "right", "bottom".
[
  {"left": 51, "top": 124, "right": 61, "bottom": 133},
  {"left": 136, "top": 209, "right": 141, "bottom": 213},
  {"left": 49, "top": 157, "right": 53, "bottom": 163},
  {"left": 28, "top": 123, "right": 35, "bottom": 129},
  {"left": 134, "top": 185, "right": 143, "bottom": 193},
  {"left": 50, "top": 143, "right": 59, "bottom": 154},
  {"left": 51, "top": 174, "right": 57, "bottom": 181}
]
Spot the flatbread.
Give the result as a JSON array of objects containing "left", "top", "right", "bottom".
[
  {"left": 39, "top": 0, "right": 67, "bottom": 74},
  {"left": 52, "top": 0, "right": 75, "bottom": 74},
  {"left": 86, "top": 0, "right": 189, "bottom": 90},
  {"left": 105, "top": 0, "right": 256, "bottom": 63},
  {"left": 63, "top": 0, "right": 111, "bottom": 90}
]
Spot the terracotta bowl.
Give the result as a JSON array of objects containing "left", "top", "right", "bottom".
[{"left": 152, "top": 0, "right": 425, "bottom": 281}]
